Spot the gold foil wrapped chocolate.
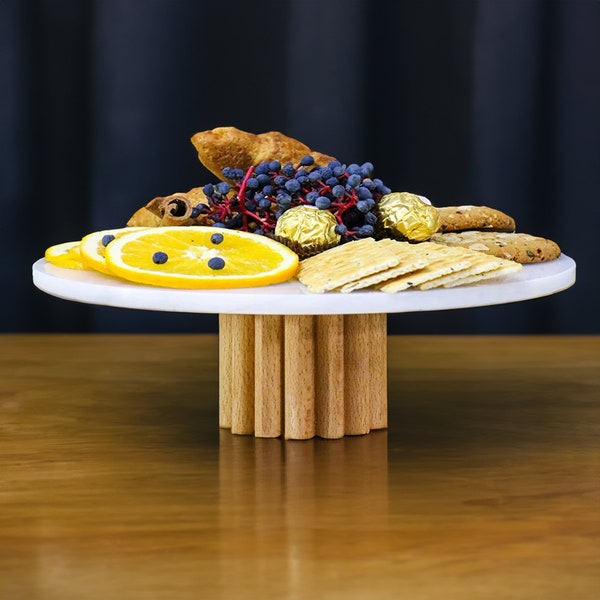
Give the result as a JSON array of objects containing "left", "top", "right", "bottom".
[
  {"left": 377, "top": 192, "right": 441, "bottom": 241},
  {"left": 274, "top": 205, "right": 341, "bottom": 258}
]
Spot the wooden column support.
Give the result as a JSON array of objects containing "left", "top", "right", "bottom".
[{"left": 218, "top": 313, "right": 388, "bottom": 440}]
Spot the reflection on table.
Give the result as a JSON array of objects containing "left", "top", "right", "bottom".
[{"left": 0, "top": 334, "right": 598, "bottom": 599}]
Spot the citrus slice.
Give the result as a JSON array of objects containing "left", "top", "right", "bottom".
[
  {"left": 80, "top": 227, "right": 146, "bottom": 274},
  {"left": 44, "top": 241, "right": 87, "bottom": 270},
  {"left": 104, "top": 226, "right": 300, "bottom": 289}
]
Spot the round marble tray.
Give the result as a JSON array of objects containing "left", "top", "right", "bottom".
[{"left": 32, "top": 254, "right": 576, "bottom": 315}]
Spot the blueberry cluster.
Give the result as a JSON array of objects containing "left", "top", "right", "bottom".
[{"left": 192, "top": 156, "right": 391, "bottom": 242}]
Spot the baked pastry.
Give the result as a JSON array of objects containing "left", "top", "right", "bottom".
[
  {"left": 191, "top": 126, "right": 336, "bottom": 180},
  {"left": 437, "top": 205, "right": 516, "bottom": 233},
  {"left": 430, "top": 231, "right": 561, "bottom": 263},
  {"left": 127, "top": 187, "right": 207, "bottom": 227}
]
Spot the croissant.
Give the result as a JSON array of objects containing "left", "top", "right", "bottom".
[{"left": 191, "top": 126, "right": 336, "bottom": 180}]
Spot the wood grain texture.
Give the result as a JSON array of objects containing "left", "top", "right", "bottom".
[
  {"left": 343, "top": 314, "right": 372, "bottom": 435},
  {"left": 254, "top": 315, "right": 283, "bottom": 438},
  {"left": 315, "top": 314, "right": 345, "bottom": 439},
  {"left": 368, "top": 313, "right": 388, "bottom": 430},
  {"left": 1, "top": 334, "right": 599, "bottom": 600},
  {"left": 283, "top": 315, "right": 315, "bottom": 440},
  {"left": 225, "top": 315, "right": 255, "bottom": 435}
]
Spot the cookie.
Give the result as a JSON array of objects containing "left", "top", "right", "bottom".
[
  {"left": 430, "top": 231, "right": 561, "bottom": 263},
  {"left": 437, "top": 205, "right": 516, "bottom": 233}
]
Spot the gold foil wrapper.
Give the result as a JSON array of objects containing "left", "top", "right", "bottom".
[
  {"left": 378, "top": 192, "right": 441, "bottom": 241},
  {"left": 274, "top": 206, "right": 341, "bottom": 257}
]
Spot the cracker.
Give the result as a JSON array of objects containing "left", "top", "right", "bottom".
[
  {"left": 377, "top": 244, "right": 473, "bottom": 293},
  {"left": 296, "top": 237, "right": 399, "bottom": 293},
  {"left": 418, "top": 253, "right": 509, "bottom": 290},
  {"left": 443, "top": 260, "right": 523, "bottom": 287},
  {"left": 337, "top": 240, "right": 427, "bottom": 293}
]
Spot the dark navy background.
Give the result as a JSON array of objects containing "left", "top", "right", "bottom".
[{"left": 2, "top": 0, "right": 598, "bottom": 334}]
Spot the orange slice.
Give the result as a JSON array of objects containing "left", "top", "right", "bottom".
[
  {"left": 80, "top": 227, "right": 146, "bottom": 274},
  {"left": 44, "top": 241, "right": 87, "bottom": 270},
  {"left": 104, "top": 226, "right": 299, "bottom": 288}
]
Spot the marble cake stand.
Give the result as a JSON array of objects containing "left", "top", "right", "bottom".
[{"left": 33, "top": 255, "right": 576, "bottom": 440}]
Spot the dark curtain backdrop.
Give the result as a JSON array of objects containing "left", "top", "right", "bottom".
[{"left": 2, "top": 0, "right": 598, "bottom": 334}]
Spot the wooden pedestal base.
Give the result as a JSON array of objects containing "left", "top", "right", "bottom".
[{"left": 219, "top": 313, "right": 388, "bottom": 439}]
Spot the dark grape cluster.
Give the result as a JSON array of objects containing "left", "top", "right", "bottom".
[{"left": 192, "top": 156, "right": 391, "bottom": 242}]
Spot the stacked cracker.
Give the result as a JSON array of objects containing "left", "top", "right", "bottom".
[{"left": 297, "top": 237, "right": 522, "bottom": 294}]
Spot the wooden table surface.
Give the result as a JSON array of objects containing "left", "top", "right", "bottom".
[{"left": 1, "top": 334, "right": 599, "bottom": 599}]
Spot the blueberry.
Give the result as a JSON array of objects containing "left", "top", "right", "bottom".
[
  {"left": 308, "top": 170, "right": 322, "bottom": 182},
  {"left": 347, "top": 174, "right": 361, "bottom": 188},
  {"left": 373, "top": 178, "right": 391, "bottom": 194},
  {"left": 332, "top": 164, "right": 346, "bottom": 177},
  {"left": 362, "top": 179, "right": 375, "bottom": 190},
  {"left": 210, "top": 232, "right": 224, "bottom": 245},
  {"left": 202, "top": 183, "right": 214, "bottom": 197},
  {"left": 268, "top": 160, "right": 281, "bottom": 173},
  {"left": 256, "top": 173, "right": 271, "bottom": 186},
  {"left": 262, "top": 184, "right": 275, "bottom": 196},
  {"left": 246, "top": 177, "right": 259, "bottom": 190},
  {"left": 365, "top": 212, "right": 378, "bottom": 225},
  {"left": 332, "top": 184, "right": 345, "bottom": 198},
  {"left": 315, "top": 196, "right": 331, "bottom": 209},
  {"left": 208, "top": 256, "right": 225, "bottom": 270},
  {"left": 282, "top": 162, "right": 295, "bottom": 176},
  {"left": 284, "top": 179, "right": 301, "bottom": 193},
  {"left": 320, "top": 166, "right": 333, "bottom": 180},
  {"left": 356, "top": 200, "right": 370, "bottom": 213},
  {"left": 361, "top": 162, "right": 374, "bottom": 177},
  {"left": 152, "top": 251, "right": 168, "bottom": 264},
  {"left": 273, "top": 175, "right": 287, "bottom": 187},
  {"left": 254, "top": 162, "right": 271, "bottom": 175},
  {"left": 357, "top": 186, "right": 373, "bottom": 200},
  {"left": 216, "top": 181, "right": 230, "bottom": 195},
  {"left": 305, "top": 191, "right": 319, "bottom": 204},
  {"left": 325, "top": 177, "right": 339, "bottom": 187},
  {"left": 335, "top": 224, "right": 347, "bottom": 235},
  {"left": 300, "top": 155, "right": 314, "bottom": 166},
  {"left": 101, "top": 234, "right": 115, "bottom": 247}
]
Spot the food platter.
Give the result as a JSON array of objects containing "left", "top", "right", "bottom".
[{"left": 32, "top": 254, "right": 576, "bottom": 315}]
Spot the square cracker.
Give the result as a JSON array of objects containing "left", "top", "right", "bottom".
[
  {"left": 337, "top": 240, "right": 428, "bottom": 293},
  {"left": 377, "top": 244, "right": 475, "bottom": 293},
  {"left": 418, "top": 253, "right": 507, "bottom": 290},
  {"left": 296, "top": 237, "right": 400, "bottom": 293},
  {"left": 443, "top": 260, "right": 522, "bottom": 287}
]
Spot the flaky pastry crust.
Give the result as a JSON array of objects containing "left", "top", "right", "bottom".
[{"left": 191, "top": 126, "right": 335, "bottom": 180}]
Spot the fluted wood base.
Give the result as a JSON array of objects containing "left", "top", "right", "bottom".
[{"left": 219, "top": 313, "right": 388, "bottom": 439}]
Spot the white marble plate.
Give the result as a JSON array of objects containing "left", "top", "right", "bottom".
[{"left": 32, "top": 254, "right": 576, "bottom": 316}]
